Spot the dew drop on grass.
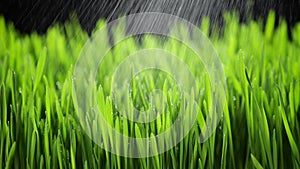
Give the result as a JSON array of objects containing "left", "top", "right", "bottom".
[
  {"left": 56, "top": 81, "right": 62, "bottom": 90},
  {"left": 218, "top": 125, "right": 222, "bottom": 131},
  {"left": 233, "top": 96, "right": 236, "bottom": 101}
]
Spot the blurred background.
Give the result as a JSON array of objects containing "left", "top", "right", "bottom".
[{"left": 0, "top": 0, "right": 299, "bottom": 36}]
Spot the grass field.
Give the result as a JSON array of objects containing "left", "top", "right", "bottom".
[{"left": 0, "top": 12, "right": 300, "bottom": 169}]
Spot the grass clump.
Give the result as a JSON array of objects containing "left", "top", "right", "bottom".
[{"left": 0, "top": 12, "right": 300, "bottom": 169}]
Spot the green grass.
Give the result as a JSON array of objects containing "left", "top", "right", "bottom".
[{"left": 0, "top": 11, "right": 300, "bottom": 169}]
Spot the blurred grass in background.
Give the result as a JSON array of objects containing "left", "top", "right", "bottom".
[{"left": 0, "top": 11, "right": 300, "bottom": 169}]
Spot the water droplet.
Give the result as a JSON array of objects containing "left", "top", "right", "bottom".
[{"left": 56, "top": 81, "right": 62, "bottom": 90}]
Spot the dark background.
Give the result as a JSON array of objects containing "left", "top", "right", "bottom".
[{"left": 0, "top": 0, "right": 300, "bottom": 35}]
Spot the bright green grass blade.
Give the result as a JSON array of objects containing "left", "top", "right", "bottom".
[
  {"left": 30, "top": 131, "right": 37, "bottom": 168},
  {"left": 251, "top": 154, "right": 264, "bottom": 169},
  {"left": 5, "top": 141, "right": 16, "bottom": 169},
  {"left": 44, "top": 122, "right": 51, "bottom": 169},
  {"left": 279, "top": 105, "right": 300, "bottom": 164},
  {"left": 223, "top": 101, "right": 236, "bottom": 169},
  {"left": 71, "top": 130, "right": 76, "bottom": 169},
  {"left": 33, "top": 48, "right": 47, "bottom": 93},
  {"left": 0, "top": 17, "right": 7, "bottom": 52},
  {"left": 43, "top": 76, "right": 52, "bottom": 128},
  {"left": 289, "top": 83, "right": 296, "bottom": 128},
  {"left": 115, "top": 117, "right": 121, "bottom": 169},
  {"left": 40, "top": 155, "right": 44, "bottom": 169},
  {"left": 135, "top": 124, "right": 147, "bottom": 168},
  {"left": 150, "top": 133, "right": 160, "bottom": 169},
  {"left": 220, "top": 127, "right": 228, "bottom": 169},
  {"left": 84, "top": 160, "right": 88, "bottom": 169},
  {"left": 200, "top": 17, "right": 210, "bottom": 36},
  {"left": 265, "top": 11, "right": 275, "bottom": 41},
  {"left": 272, "top": 129, "right": 278, "bottom": 169},
  {"left": 0, "top": 83, "right": 7, "bottom": 133}
]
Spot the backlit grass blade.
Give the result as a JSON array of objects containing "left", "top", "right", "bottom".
[
  {"left": 5, "top": 141, "right": 16, "bottom": 169},
  {"left": 220, "top": 132, "right": 228, "bottom": 169},
  {"left": 135, "top": 124, "right": 147, "bottom": 168},
  {"left": 30, "top": 131, "right": 37, "bottom": 168},
  {"left": 272, "top": 129, "right": 278, "bottom": 169},
  {"left": 288, "top": 83, "right": 296, "bottom": 128},
  {"left": 279, "top": 105, "right": 300, "bottom": 165},
  {"left": 40, "top": 155, "right": 44, "bottom": 169},
  {"left": 33, "top": 48, "right": 47, "bottom": 93},
  {"left": 0, "top": 17, "right": 7, "bottom": 51},
  {"left": 265, "top": 11, "right": 275, "bottom": 41},
  {"left": 150, "top": 133, "right": 160, "bottom": 169},
  {"left": 251, "top": 154, "right": 264, "bottom": 169},
  {"left": 44, "top": 76, "right": 52, "bottom": 128},
  {"left": 71, "top": 130, "right": 76, "bottom": 169}
]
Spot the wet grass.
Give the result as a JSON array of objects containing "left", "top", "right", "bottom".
[{"left": 0, "top": 12, "right": 300, "bottom": 169}]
